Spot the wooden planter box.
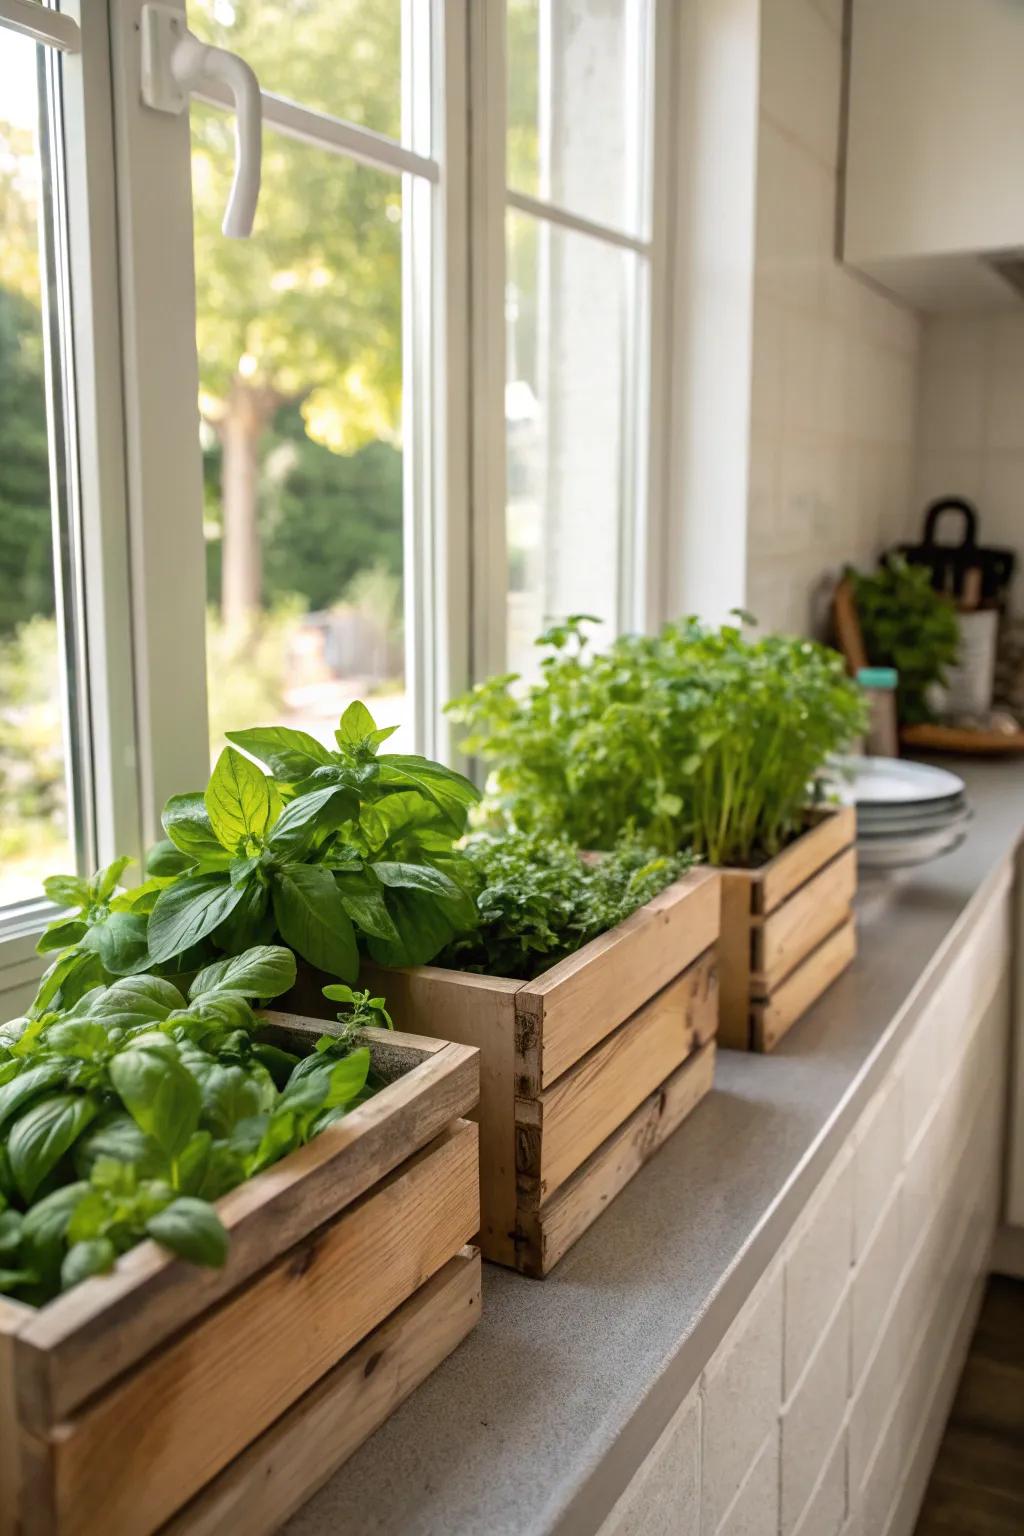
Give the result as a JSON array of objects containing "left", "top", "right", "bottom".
[
  {"left": 717, "top": 806, "right": 857, "bottom": 1052},
  {"left": 339, "top": 868, "right": 720, "bottom": 1277},
  {"left": 0, "top": 1021, "right": 480, "bottom": 1536}
]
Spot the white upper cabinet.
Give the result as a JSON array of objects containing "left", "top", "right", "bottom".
[{"left": 844, "top": 0, "right": 1024, "bottom": 309}]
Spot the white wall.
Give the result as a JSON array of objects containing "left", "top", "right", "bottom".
[
  {"left": 915, "top": 310, "right": 1024, "bottom": 615},
  {"left": 745, "top": 0, "right": 921, "bottom": 635}
]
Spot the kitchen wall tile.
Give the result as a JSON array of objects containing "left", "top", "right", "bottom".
[
  {"left": 781, "top": 1296, "right": 850, "bottom": 1534},
  {"left": 714, "top": 1430, "right": 780, "bottom": 1536},
  {"left": 747, "top": 0, "right": 921, "bottom": 633},
  {"left": 847, "top": 1283, "right": 906, "bottom": 1498},
  {"left": 760, "top": 0, "right": 841, "bottom": 168},
  {"left": 851, "top": 1071, "right": 903, "bottom": 1261},
  {"left": 701, "top": 1263, "right": 784, "bottom": 1536},
  {"left": 783, "top": 1151, "right": 853, "bottom": 1396},
  {"left": 851, "top": 1187, "right": 903, "bottom": 1388},
  {"left": 598, "top": 1387, "right": 700, "bottom": 1536},
  {"left": 792, "top": 1429, "right": 847, "bottom": 1536}
]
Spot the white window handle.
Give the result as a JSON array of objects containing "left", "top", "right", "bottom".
[{"left": 140, "top": 2, "right": 262, "bottom": 238}]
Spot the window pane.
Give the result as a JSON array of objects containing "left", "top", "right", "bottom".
[
  {"left": 0, "top": 34, "right": 81, "bottom": 907},
  {"left": 188, "top": 0, "right": 403, "bottom": 141},
  {"left": 191, "top": 108, "right": 410, "bottom": 760},
  {"left": 506, "top": 210, "right": 643, "bottom": 681},
  {"left": 507, "top": 0, "right": 653, "bottom": 237}
]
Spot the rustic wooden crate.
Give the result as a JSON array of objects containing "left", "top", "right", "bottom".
[
  {"left": 347, "top": 868, "right": 722, "bottom": 1277},
  {"left": 0, "top": 1022, "right": 480, "bottom": 1536},
  {"left": 717, "top": 806, "right": 857, "bottom": 1052}
]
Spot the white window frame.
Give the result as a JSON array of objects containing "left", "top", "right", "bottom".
[
  {"left": 0, "top": 0, "right": 142, "bottom": 1001},
  {"left": 467, "top": 0, "right": 678, "bottom": 683}
]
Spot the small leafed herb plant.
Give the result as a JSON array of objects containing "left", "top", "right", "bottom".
[
  {"left": 448, "top": 614, "right": 864, "bottom": 868},
  {"left": 849, "top": 556, "right": 960, "bottom": 725},
  {"left": 436, "top": 833, "right": 691, "bottom": 981},
  {"left": 0, "top": 945, "right": 387, "bottom": 1305}
]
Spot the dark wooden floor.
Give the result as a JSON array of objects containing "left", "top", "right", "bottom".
[{"left": 914, "top": 1276, "right": 1024, "bottom": 1535}]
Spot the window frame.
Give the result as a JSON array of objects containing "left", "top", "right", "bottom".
[{"left": 0, "top": 0, "right": 142, "bottom": 977}]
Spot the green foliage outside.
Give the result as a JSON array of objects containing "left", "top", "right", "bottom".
[
  {"left": 449, "top": 615, "right": 866, "bottom": 868},
  {"left": 849, "top": 556, "right": 961, "bottom": 725}
]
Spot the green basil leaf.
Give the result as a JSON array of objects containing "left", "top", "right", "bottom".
[
  {"left": 146, "top": 1197, "right": 228, "bottom": 1267},
  {"left": 61, "top": 1237, "right": 116, "bottom": 1291},
  {"left": 205, "top": 747, "right": 275, "bottom": 851},
  {"left": 148, "top": 874, "right": 246, "bottom": 963},
  {"left": 83, "top": 912, "right": 150, "bottom": 977},
  {"left": 77, "top": 974, "right": 185, "bottom": 1030},
  {"left": 0, "top": 1210, "right": 23, "bottom": 1258},
  {"left": 226, "top": 725, "right": 334, "bottom": 782},
  {"left": 0, "top": 1268, "right": 39, "bottom": 1296},
  {"left": 21, "top": 1181, "right": 89, "bottom": 1289},
  {"left": 376, "top": 755, "right": 479, "bottom": 833},
  {"left": 371, "top": 860, "right": 468, "bottom": 901},
  {"left": 285, "top": 1045, "right": 370, "bottom": 1112},
  {"left": 109, "top": 1048, "right": 201, "bottom": 1161},
  {"left": 72, "top": 1112, "right": 166, "bottom": 1180},
  {"left": 367, "top": 888, "right": 460, "bottom": 969},
  {"left": 43, "top": 1020, "right": 110, "bottom": 1060},
  {"left": 32, "top": 949, "right": 106, "bottom": 1016},
  {"left": 198, "top": 1063, "right": 276, "bottom": 1138},
  {"left": 266, "top": 785, "right": 359, "bottom": 860},
  {"left": 8, "top": 1094, "right": 99, "bottom": 1201},
  {"left": 271, "top": 863, "right": 358, "bottom": 980},
  {"left": 36, "top": 920, "right": 89, "bottom": 955},
  {"left": 188, "top": 945, "right": 297, "bottom": 1004},
  {"left": 336, "top": 699, "right": 377, "bottom": 745},
  {"left": 93, "top": 856, "right": 132, "bottom": 903},
  {"left": 146, "top": 839, "right": 194, "bottom": 878},
  {"left": 0, "top": 1064, "right": 67, "bottom": 1133},
  {"left": 42, "top": 874, "right": 89, "bottom": 909},
  {"left": 162, "top": 792, "right": 233, "bottom": 867},
  {"left": 334, "top": 870, "right": 401, "bottom": 943}
]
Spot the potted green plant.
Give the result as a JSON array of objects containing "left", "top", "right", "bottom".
[
  {"left": 448, "top": 614, "right": 865, "bottom": 1051},
  {"left": 0, "top": 941, "right": 480, "bottom": 1534}
]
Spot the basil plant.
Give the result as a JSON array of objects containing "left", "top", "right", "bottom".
[{"left": 144, "top": 701, "right": 480, "bottom": 982}]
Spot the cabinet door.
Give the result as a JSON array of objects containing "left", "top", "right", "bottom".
[{"left": 846, "top": 0, "right": 1024, "bottom": 267}]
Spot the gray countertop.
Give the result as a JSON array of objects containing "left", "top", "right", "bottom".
[{"left": 285, "top": 759, "right": 1024, "bottom": 1536}]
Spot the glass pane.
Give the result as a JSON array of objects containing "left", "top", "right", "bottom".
[
  {"left": 191, "top": 107, "right": 410, "bottom": 760},
  {"left": 506, "top": 210, "right": 641, "bottom": 682},
  {"left": 188, "top": 0, "right": 403, "bottom": 140},
  {"left": 507, "top": 0, "right": 653, "bottom": 237},
  {"left": 0, "top": 33, "right": 79, "bottom": 907}
]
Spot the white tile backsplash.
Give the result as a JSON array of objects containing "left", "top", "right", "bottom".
[
  {"left": 781, "top": 1296, "right": 850, "bottom": 1534},
  {"left": 599, "top": 1388, "right": 701, "bottom": 1536},
  {"left": 746, "top": 0, "right": 921, "bottom": 634},
  {"left": 783, "top": 1152, "right": 853, "bottom": 1397}
]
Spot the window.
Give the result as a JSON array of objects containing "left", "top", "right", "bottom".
[
  {"left": 0, "top": 0, "right": 672, "bottom": 983},
  {"left": 503, "top": 0, "right": 656, "bottom": 679},
  {"left": 185, "top": 1, "right": 427, "bottom": 761}
]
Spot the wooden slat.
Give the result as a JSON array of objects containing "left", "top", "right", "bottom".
[
  {"left": 522, "top": 1041, "right": 717, "bottom": 1277},
  {"left": 753, "top": 847, "right": 857, "bottom": 992},
  {"left": 756, "top": 806, "right": 856, "bottom": 916},
  {"left": 516, "top": 869, "right": 721, "bottom": 1089},
  {"left": 14, "top": 1034, "right": 478, "bottom": 1430},
  {"left": 360, "top": 963, "right": 522, "bottom": 1269},
  {"left": 752, "top": 915, "right": 857, "bottom": 1052},
  {"left": 0, "top": 1297, "right": 33, "bottom": 1536},
  {"left": 717, "top": 872, "right": 755, "bottom": 1049},
  {"left": 24, "top": 1121, "right": 478, "bottom": 1536},
  {"left": 519, "top": 950, "right": 718, "bottom": 1204},
  {"left": 161, "top": 1249, "right": 482, "bottom": 1536}
]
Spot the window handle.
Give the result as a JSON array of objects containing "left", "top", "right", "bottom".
[{"left": 140, "top": 2, "right": 262, "bottom": 238}]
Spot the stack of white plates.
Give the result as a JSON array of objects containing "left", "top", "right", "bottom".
[{"left": 831, "top": 758, "right": 971, "bottom": 869}]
